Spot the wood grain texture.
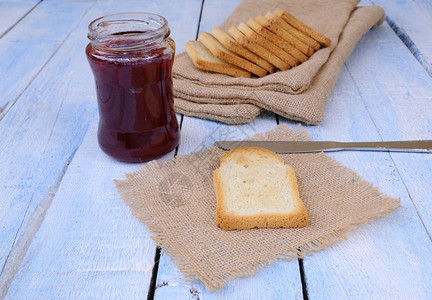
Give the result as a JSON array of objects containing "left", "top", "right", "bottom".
[
  {"left": 0, "top": 0, "right": 97, "bottom": 120},
  {"left": 0, "top": 0, "right": 40, "bottom": 37},
  {"left": 154, "top": 113, "right": 306, "bottom": 299},
  {"left": 1, "top": 0, "right": 202, "bottom": 298},
  {"left": 152, "top": 1, "right": 304, "bottom": 298},
  {"left": 4, "top": 119, "right": 164, "bottom": 299},
  {"left": 197, "top": 0, "right": 239, "bottom": 33},
  {"left": 1, "top": 0, "right": 432, "bottom": 298},
  {"left": 278, "top": 18, "right": 432, "bottom": 298},
  {"left": 0, "top": 0, "right": 197, "bottom": 122},
  {"left": 371, "top": 0, "right": 432, "bottom": 76},
  {"left": 344, "top": 19, "right": 432, "bottom": 232},
  {"left": 0, "top": 0, "right": 98, "bottom": 287}
]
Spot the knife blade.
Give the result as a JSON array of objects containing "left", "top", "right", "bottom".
[{"left": 215, "top": 140, "right": 432, "bottom": 153}]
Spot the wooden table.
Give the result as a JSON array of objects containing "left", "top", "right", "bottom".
[{"left": 1, "top": 0, "right": 432, "bottom": 298}]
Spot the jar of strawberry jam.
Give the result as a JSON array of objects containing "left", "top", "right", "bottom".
[{"left": 86, "top": 12, "right": 180, "bottom": 162}]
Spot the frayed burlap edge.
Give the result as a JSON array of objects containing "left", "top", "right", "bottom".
[{"left": 115, "top": 124, "right": 400, "bottom": 290}]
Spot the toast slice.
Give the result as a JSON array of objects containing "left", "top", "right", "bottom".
[
  {"left": 255, "top": 14, "right": 314, "bottom": 57},
  {"left": 238, "top": 22, "right": 298, "bottom": 67},
  {"left": 211, "top": 27, "right": 275, "bottom": 73},
  {"left": 247, "top": 18, "right": 308, "bottom": 63},
  {"left": 274, "top": 8, "right": 331, "bottom": 47},
  {"left": 198, "top": 31, "right": 267, "bottom": 77},
  {"left": 228, "top": 26, "right": 290, "bottom": 71},
  {"left": 264, "top": 12, "right": 321, "bottom": 51},
  {"left": 214, "top": 147, "right": 308, "bottom": 230},
  {"left": 185, "top": 40, "right": 251, "bottom": 78}
]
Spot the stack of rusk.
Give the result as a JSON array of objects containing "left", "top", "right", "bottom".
[{"left": 185, "top": 8, "right": 331, "bottom": 78}]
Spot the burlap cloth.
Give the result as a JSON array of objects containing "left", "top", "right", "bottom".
[
  {"left": 173, "top": 0, "right": 385, "bottom": 124},
  {"left": 115, "top": 124, "right": 400, "bottom": 290}
]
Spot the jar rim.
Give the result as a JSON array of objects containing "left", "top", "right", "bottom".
[{"left": 88, "top": 12, "right": 169, "bottom": 44}]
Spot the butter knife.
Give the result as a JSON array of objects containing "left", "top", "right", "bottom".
[{"left": 215, "top": 140, "right": 432, "bottom": 153}]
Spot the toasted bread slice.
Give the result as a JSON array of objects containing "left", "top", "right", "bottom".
[
  {"left": 264, "top": 12, "right": 321, "bottom": 51},
  {"left": 228, "top": 26, "right": 290, "bottom": 71},
  {"left": 274, "top": 8, "right": 331, "bottom": 47},
  {"left": 247, "top": 18, "right": 309, "bottom": 63},
  {"left": 211, "top": 27, "right": 274, "bottom": 73},
  {"left": 255, "top": 14, "right": 314, "bottom": 57},
  {"left": 214, "top": 147, "right": 308, "bottom": 230},
  {"left": 185, "top": 40, "right": 251, "bottom": 78},
  {"left": 198, "top": 31, "right": 267, "bottom": 77},
  {"left": 238, "top": 22, "right": 298, "bottom": 67}
]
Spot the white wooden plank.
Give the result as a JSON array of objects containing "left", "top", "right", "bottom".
[
  {"left": 1, "top": 0, "right": 203, "bottom": 298},
  {"left": 2, "top": 0, "right": 431, "bottom": 299},
  {"left": 153, "top": 1, "right": 304, "bottom": 297},
  {"left": 0, "top": 0, "right": 97, "bottom": 282},
  {"left": 156, "top": 250, "right": 303, "bottom": 299},
  {"left": 0, "top": 0, "right": 97, "bottom": 120},
  {"left": 283, "top": 74, "right": 432, "bottom": 299},
  {"left": 371, "top": 0, "right": 432, "bottom": 75},
  {"left": 343, "top": 20, "right": 432, "bottom": 231},
  {"left": 197, "top": 0, "right": 237, "bottom": 33},
  {"left": 4, "top": 119, "right": 165, "bottom": 299},
  {"left": 277, "top": 19, "right": 432, "bottom": 298},
  {"left": 0, "top": 0, "right": 40, "bottom": 37},
  {"left": 0, "top": 0, "right": 196, "bottom": 121},
  {"left": 154, "top": 114, "right": 308, "bottom": 299}
]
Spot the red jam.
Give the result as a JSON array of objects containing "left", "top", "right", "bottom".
[{"left": 86, "top": 13, "right": 180, "bottom": 162}]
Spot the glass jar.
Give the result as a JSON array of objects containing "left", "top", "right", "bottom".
[{"left": 86, "top": 12, "right": 180, "bottom": 163}]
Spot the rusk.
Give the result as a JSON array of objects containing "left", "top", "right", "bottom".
[
  {"left": 238, "top": 22, "right": 298, "bottom": 67},
  {"left": 247, "top": 18, "right": 309, "bottom": 62},
  {"left": 228, "top": 26, "right": 289, "bottom": 71},
  {"left": 255, "top": 14, "right": 314, "bottom": 57},
  {"left": 198, "top": 31, "right": 267, "bottom": 77},
  {"left": 211, "top": 27, "right": 274, "bottom": 73},
  {"left": 185, "top": 40, "right": 251, "bottom": 78},
  {"left": 214, "top": 147, "right": 308, "bottom": 230},
  {"left": 264, "top": 12, "right": 321, "bottom": 51},
  {"left": 274, "top": 8, "right": 331, "bottom": 47}
]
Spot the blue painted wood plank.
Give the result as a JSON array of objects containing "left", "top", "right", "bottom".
[
  {"left": 0, "top": 0, "right": 97, "bottom": 285},
  {"left": 157, "top": 1, "right": 432, "bottom": 297},
  {"left": 4, "top": 119, "right": 163, "bottom": 299},
  {"left": 0, "top": 0, "right": 40, "bottom": 37},
  {"left": 2, "top": 0, "right": 431, "bottom": 299},
  {"left": 343, "top": 18, "right": 432, "bottom": 232},
  {"left": 153, "top": 0, "right": 304, "bottom": 298},
  {"left": 371, "top": 0, "right": 432, "bottom": 76},
  {"left": 154, "top": 113, "right": 305, "bottom": 299},
  {"left": 0, "top": 0, "right": 196, "bottom": 122},
  {"left": 0, "top": 0, "right": 96, "bottom": 120},
  {"left": 156, "top": 249, "right": 303, "bottom": 299},
  {"left": 277, "top": 18, "right": 432, "bottom": 298},
  {"left": 1, "top": 0, "right": 203, "bottom": 298}
]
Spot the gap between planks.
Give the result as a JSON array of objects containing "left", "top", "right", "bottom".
[
  {"left": 145, "top": 0, "right": 206, "bottom": 294},
  {"left": 298, "top": 258, "right": 309, "bottom": 300},
  {"left": 0, "top": 1, "right": 98, "bottom": 296},
  {"left": 0, "top": 0, "right": 42, "bottom": 40},
  {"left": 145, "top": 1, "right": 432, "bottom": 297},
  {"left": 0, "top": 0, "right": 97, "bottom": 121},
  {"left": 345, "top": 62, "right": 432, "bottom": 244},
  {"left": 146, "top": 114, "right": 184, "bottom": 300},
  {"left": 0, "top": 148, "right": 78, "bottom": 299},
  {"left": 384, "top": 16, "right": 432, "bottom": 78}
]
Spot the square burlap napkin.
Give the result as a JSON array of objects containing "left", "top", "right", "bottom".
[
  {"left": 173, "top": 0, "right": 385, "bottom": 124},
  {"left": 115, "top": 125, "right": 399, "bottom": 290}
]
